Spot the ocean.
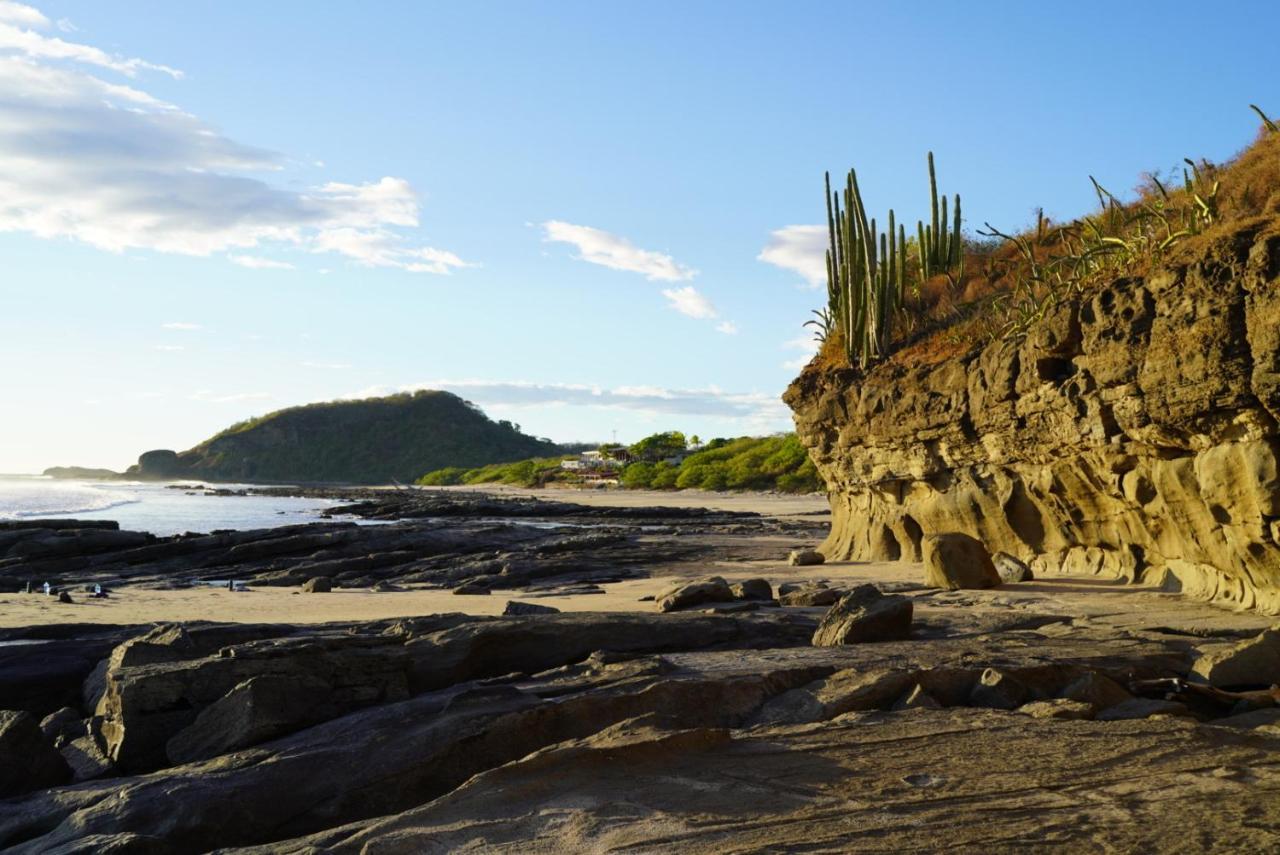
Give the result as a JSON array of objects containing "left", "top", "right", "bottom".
[{"left": 0, "top": 475, "right": 348, "bottom": 537}]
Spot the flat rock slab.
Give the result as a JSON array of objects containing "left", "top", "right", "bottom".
[{"left": 227, "top": 710, "right": 1280, "bottom": 854}]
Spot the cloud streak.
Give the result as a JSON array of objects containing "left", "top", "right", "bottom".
[
  {"left": 542, "top": 220, "right": 696, "bottom": 282},
  {"left": 342, "top": 379, "right": 789, "bottom": 428},
  {"left": 0, "top": 7, "right": 469, "bottom": 274},
  {"left": 758, "top": 224, "right": 827, "bottom": 288}
]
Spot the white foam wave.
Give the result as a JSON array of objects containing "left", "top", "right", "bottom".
[{"left": 0, "top": 479, "right": 141, "bottom": 520}]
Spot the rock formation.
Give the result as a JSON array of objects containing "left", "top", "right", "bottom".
[{"left": 787, "top": 221, "right": 1280, "bottom": 613}]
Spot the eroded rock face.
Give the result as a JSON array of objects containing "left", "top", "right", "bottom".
[{"left": 786, "top": 222, "right": 1280, "bottom": 614}]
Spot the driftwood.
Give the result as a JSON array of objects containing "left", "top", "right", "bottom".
[{"left": 1130, "top": 677, "right": 1280, "bottom": 708}]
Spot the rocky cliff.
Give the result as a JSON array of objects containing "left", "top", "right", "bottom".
[{"left": 786, "top": 218, "right": 1280, "bottom": 614}]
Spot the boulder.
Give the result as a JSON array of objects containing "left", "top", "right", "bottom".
[
  {"left": 1061, "top": 672, "right": 1131, "bottom": 709},
  {"left": 992, "top": 551, "right": 1034, "bottom": 583},
  {"left": 969, "top": 668, "right": 1029, "bottom": 710},
  {"left": 60, "top": 734, "right": 115, "bottom": 782},
  {"left": 656, "top": 577, "right": 734, "bottom": 612},
  {"left": 301, "top": 577, "right": 332, "bottom": 593},
  {"left": 922, "top": 534, "right": 1002, "bottom": 591},
  {"left": 788, "top": 549, "right": 825, "bottom": 567},
  {"left": 39, "top": 706, "right": 85, "bottom": 745},
  {"left": 730, "top": 578, "right": 773, "bottom": 601},
  {"left": 0, "top": 709, "right": 70, "bottom": 796},
  {"left": 503, "top": 601, "right": 561, "bottom": 616},
  {"left": 1017, "top": 699, "right": 1095, "bottom": 720},
  {"left": 166, "top": 674, "right": 332, "bottom": 765},
  {"left": 811, "top": 584, "right": 913, "bottom": 646},
  {"left": 1191, "top": 627, "right": 1280, "bottom": 688},
  {"left": 780, "top": 586, "right": 842, "bottom": 607},
  {"left": 453, "top": 582, "right": 492, "bottom": 595}
]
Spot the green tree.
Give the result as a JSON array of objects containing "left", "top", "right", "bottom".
[{"left": 628, "top": 431, "right": 688, "bottom": 462}]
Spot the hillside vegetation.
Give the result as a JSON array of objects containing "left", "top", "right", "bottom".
[
  {"left": 125, "top": 391, "right": 561, "bottom": 485},
  {"left": 417, "top": 432, "right": 823, "bottom": 493}
]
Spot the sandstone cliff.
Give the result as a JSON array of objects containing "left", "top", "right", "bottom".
[{"left": 786, "top": 218, "right": 1280, "bottom": 614}]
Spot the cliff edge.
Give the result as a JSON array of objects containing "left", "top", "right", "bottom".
[{"left": 787, "top": 216, "right": 1280, "bottom": 613}]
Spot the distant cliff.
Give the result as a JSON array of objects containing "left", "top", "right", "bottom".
[{"left": 124, "top": 391, "right": 561, "bottom": 485}]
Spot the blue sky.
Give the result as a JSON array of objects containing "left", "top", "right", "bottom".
[{"left": 2, "top": 1, "right": 1277, "bottom": 472}]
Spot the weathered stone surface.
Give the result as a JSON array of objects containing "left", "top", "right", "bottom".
[
  {"left": 301, "top": 577, "right": 332, "bottom": 593},
  {"left": 788, "top": 549, "right": 825, "bottom": 566},
  {"left": 811, "top": 584, "right": 913, "bottom": 646},
  {"left": 1096, "top": 698, "right": 1192, "bottom": 721},
  {"left": 39, "top": 706, "right": 85, "bottom": 745},
  {"left": 0, "top": 710, "right": 70, "bottom": 796},
  {"left": 1191, "top": 626, "right": 1280, "bottom": 687},
  {"left": 923, "top": 534, "right": 1002, "bottom": 591},
  {"left": 730, "top": 578, "right": 773, "bottom": 601},
  {"left": 657, "top": 576, "right": 733, "bottom": 612},
  {"left": 166, "top": 674, "right": 332, "bottom": 765},
  {"left": 221, "top": 710, "right": 1280, "bottom": 855},
  {"left": 502, "top": 600, "right": 560, "bottom": 616},
  {"left": 784, "top": 224, "right": 1280, "bottom": 614},
  {"left": 60, "top": 734, "right": 114, "bottom": 782},
  {"left": 1019, "top": 699, "right": 1095, "bottom": 720}
]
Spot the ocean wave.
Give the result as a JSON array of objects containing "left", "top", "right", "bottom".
[{"left": 0, "top": 479, "right": 141, "bottom": 520}]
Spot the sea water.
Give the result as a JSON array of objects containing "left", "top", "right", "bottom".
[{"left": 0, "top": 475, "right": 348, "bottom": 537}]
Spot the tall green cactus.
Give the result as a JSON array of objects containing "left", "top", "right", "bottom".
[
  {"left": 820, "top": 152, "right": 962, "bottom": 367},
  {"left": 917, "top": 152, "right": 963, "bottom": 280},
  {"left": 823, "top": 169, "right": 908, "bottom": 367}
]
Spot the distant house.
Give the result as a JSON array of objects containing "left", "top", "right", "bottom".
[{"left": 560, "top": 449, "right": 628, "bottom": 479}]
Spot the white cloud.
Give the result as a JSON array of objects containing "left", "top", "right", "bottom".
[
  {"left": 782, "top": 334, "right": 820, "bottom": 371},
  {"left": 154, "top": 344, "right": 184, "bottom": 352},
  {"left": 661, "top": 285, "right": 718, "bottom": 320},
  {"left": 758, "top": 224, "right": 828, "bottom": 288},
  {"left": 0, "top": 3, "right": 47, "bottom": 27},
  {"left": 715, "top": 320, "right": 738, "bottom": 335},
  {"left": 0, "top": 8, "right": 181, "bottom": 77},
  {"left": 230, "top": 255, "right": 295, "bottom": 270},
  {"left": 0, "top": 9, "right": 469, "bottom": 273},
  {"left": 542, "top": 220, "right": 696, "bottom": 282},
  {"left": 161, "top": 321, "right": 200, "bottom": 330},
  {"left": 188, "top": 390, "right": 271, "bottom": 404}
]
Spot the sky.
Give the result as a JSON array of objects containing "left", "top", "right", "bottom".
[{"left": 2, "top": 1, "right": 1278, "bottom": 472}]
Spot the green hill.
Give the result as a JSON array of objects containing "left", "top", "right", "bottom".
[{"left": 125, "top": 391, "right": 560, "bottom": 485}]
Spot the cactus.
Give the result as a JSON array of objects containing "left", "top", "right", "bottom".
[
  {"left": 917, "top": 152, "right": 963, "bottom": 280},
  {"left": 818, "top": 152, "right": 964, "bottom": 367}
]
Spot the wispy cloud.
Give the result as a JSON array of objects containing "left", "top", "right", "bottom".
[
  {"left": 340, "top": 379, "right": 789, "bottom": 429},
  {"left": 0, "top": 7, "right": 469, "bottom": 274},
  {"left": 161, "top": 321, "right": 200, "bottom": 330},
  {"left": 661, "top": 285, "right": 718, "bottom": 320},
  {"left": 230, "top": 255, "right": 295, "bottom": 270},
  {"left": 715, "top": 321, "right": 738, "bottom": 335},
  {"left": 542, "top": 221, "right": 696, "bottom": 282},
  {"left": 758, "top": 224, "right": 827, "bottom": 288}
]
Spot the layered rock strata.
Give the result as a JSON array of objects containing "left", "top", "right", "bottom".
[{"left": 786, "top": 221, "right": 1280, "bottom": 613}]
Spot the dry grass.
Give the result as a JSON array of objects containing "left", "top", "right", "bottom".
[{"left": 863, "top": 119, "right": 1280, "bottom": 369}]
